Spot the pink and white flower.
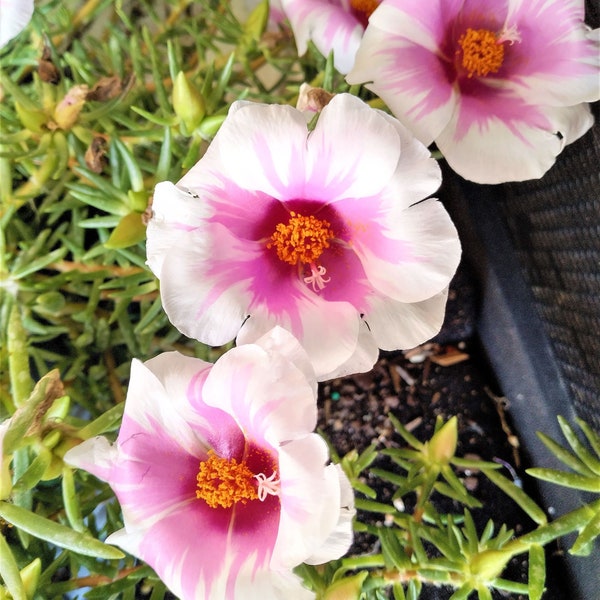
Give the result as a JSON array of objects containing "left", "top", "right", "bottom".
[
  {"left": 65, "top": 328, "right": 354, "bottom": 600},
  {"left": 0, "top": 0, "right": 34, "bottom": 47},
  {"left": 280, "top": 0, "right": 381, "bottom": 73},
  {"left": 347, "top": 0, "right": 600, "bottom": 183},
  {"left": 146, "top": 93, "right": 461, "bottom": 381}
]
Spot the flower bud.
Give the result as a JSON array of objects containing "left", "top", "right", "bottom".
[
  {"left": 52, "top": 84, "right": 88, "bottom": 130},
  {"left": 323, "top": 572, "right": 368, "bottom": 600},
  {"left": 173, "top": 71, "right": 206, "bottom": 133},
  {"left": 426, "top": 416, "right": 458, "bottom": 466}
]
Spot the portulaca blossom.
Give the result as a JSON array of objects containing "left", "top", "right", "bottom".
[
  {"left": 0, "top": 0, "right": 34, "bottom": 47},
  {"left": 347, "top": 0, "right": 600, "bottom": 183},
  {"left": 280, "top": 0, "right": 381, "bottom": 73},
  {"left": 147, "top": 94, "right": 460, "bottom": 380},
  {"left": 65, "top": 328, "right": 354, "bottom": 600}
]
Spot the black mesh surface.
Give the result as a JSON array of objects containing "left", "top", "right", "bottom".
[{"left": 497, "top": 122, "right": 600, "bottom": 431}]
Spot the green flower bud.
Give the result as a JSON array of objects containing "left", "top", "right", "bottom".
[
  {"left": 323, "top": 572, "right": 368, "bottom": 600},
  {"left": 173, "top": 71, "right": 206, "bottom": 133},
  {"left": 426, "top": 416, "right": 458, "bottom": 466}
]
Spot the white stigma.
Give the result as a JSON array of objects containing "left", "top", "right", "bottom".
[
  {"left": 254, "top": 471, "right": 281, "bottom": 502},
  {"left": 303, "top": 264, "right": 330, "bottom": 292},
  {"left": 497, "top": 24, "right": 521, "bottom": 45}
]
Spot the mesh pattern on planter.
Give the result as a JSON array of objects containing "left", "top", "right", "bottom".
[{"left": 499, "top": 122, "right": 600, "bottom": 432}]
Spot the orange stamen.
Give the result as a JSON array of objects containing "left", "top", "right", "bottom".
[
  {"left": 196, "top": 451, "right": 258, "bottom": 509},
  {"left": 267, "top": 211, "right": 334, "bottom": 266},
  {"left": 458, "top": 28, "right": 505, "bottom": 78}
]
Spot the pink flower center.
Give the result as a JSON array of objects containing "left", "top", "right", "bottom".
[
  {"left": 195, "top": 450, "right": 280, "bottom": 509},
  {"left": 458, "top": 28, "right": 505, "bottom": 78},
  {"left": 267, "top": 211, "right": 335, "bottom": 291}
]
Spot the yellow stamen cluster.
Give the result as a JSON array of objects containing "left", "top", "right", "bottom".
[
  {"left": 349, "top": 0, "right": 380, "bottom": 19},
  {"left": 196, "top": 451, "right": 258, "bottom": 509},
  {"left": 458, "top": 28, "right": 505, "bottom": 78},
  {"left": 267, "top": 211, "right": 335, "bottom": 266}
]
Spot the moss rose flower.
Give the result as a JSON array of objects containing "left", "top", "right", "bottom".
[
  {"left": 65, "top": 328, "right": 354, "bottom": 600},
  {"left": 147, "top": 93, "right": 460, "bottom": 380},
  {"left": 347, "top": 0, "right": 600, "bottom": 183}
]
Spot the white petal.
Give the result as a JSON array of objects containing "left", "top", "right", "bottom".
[
  {"left": 215, "top": 101, "right": 309, "bottom": 199},
  {"left": 436, "top": 100, "right": 593, "bottom": 183},
  {"left": 121, "top": 359, "right": 209, "bottom": 457},
  {"left": 142, "top": 352, "right": 213, "bottom": 428},
  {"left": 146, "top": 182, "right": 212, "bottom": 276},
  {"left": 376, "top": 111, "right": 442, "bottom": 212},
  {"left": 202, "top": 341, "right": 318, "bottom": 446},
  {"left": 63, "top": 436, "right": 117, "bottom": 482},
  {"left": 253, "top": 326, "right": 318, "bottom": 398},
  {"left": 157, "top": 227, "right": 251, "bottom": 346},
  {"left": 0, "top": 0, "right": 33, "bottom": 47},
  {"left": 355, "top": 199, "right": 461, "bottom": 304},
  {"left": 305, "top": 94, "right": 402, "bottom": 201},
  {"left": 304, "top": 464, "right": 355, "bottom": 565},
  {"left": 317, "top": 319, "right": 379, "bottom": 381},
  {"left": 236, "top": 298, "right": 361, "bottom": 381},
  {"left": 273, "top": 435, "right": 343, "bottom": 567},
  {"left": 366, "top": 290, "right": 450, "bottom": 351}
]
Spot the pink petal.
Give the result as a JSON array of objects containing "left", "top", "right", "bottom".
[
  {"left": 347, "top": 19, "right": 458, "bottom": 145},
  {"left": 280, "top": 0, "right": 364, "bottom": 73},
  {"left": 352, "top": 199, "right": 460, "bottom": 304},
  {"left": 157, "top": 226, "right": 254, "bottom": 346},
  {"left": 503, "top": 0, "right": 600, "bottom": 105}
]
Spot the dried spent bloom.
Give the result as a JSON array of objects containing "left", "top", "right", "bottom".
[
  {"left": 65, "top": 327, "right": 354, "bottom": 600},
  {"left": 147, "top": 93, "right": 461, "bottom": 381},
  {"left": 347, "top": 0, "right": 600, "bottom": 183},
  {"left": 280, "top": 0, "right": 381, "bottom": 73},
  {"left": 0, "top": 0, "right": 34, "bottom": 47}
]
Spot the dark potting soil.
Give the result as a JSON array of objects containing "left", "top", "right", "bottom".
[{"left": 317, "top": 260, "right": 572, "bottom": 600}]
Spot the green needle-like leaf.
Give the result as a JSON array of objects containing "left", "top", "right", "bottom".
[
  {"left": 0, "top": 501, "right": 124, "bottom": 560},
  {"left": 526, "top": 468, "right": 600, "bottom": 492},
  {"left": 570, "top": 506, "right": 600, "bottom": 556},
  {"left": 482, "top": 469, "right": 547, "bottom": 525},
  {"left": 0, "top": 532, "right": 27, "bottom": 600},
  {"left": 527, "top": 544, "right": 546, "bottom": 600}
]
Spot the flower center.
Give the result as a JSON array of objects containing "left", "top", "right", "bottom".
[
  {"left": 458, "top": 28, "right": 505, "bottom": 78},
  {"left": 196, "top": 452, "right": 258, "bottom": 508},
  {"left": 349, "top": 0, "right": 380, "bottom": 20},
  {"left": 195, "top": 451, "right": 280, "bottom": 509},
  {"left": 268, "top": 211, "right": 334, "bottom": 266}
]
